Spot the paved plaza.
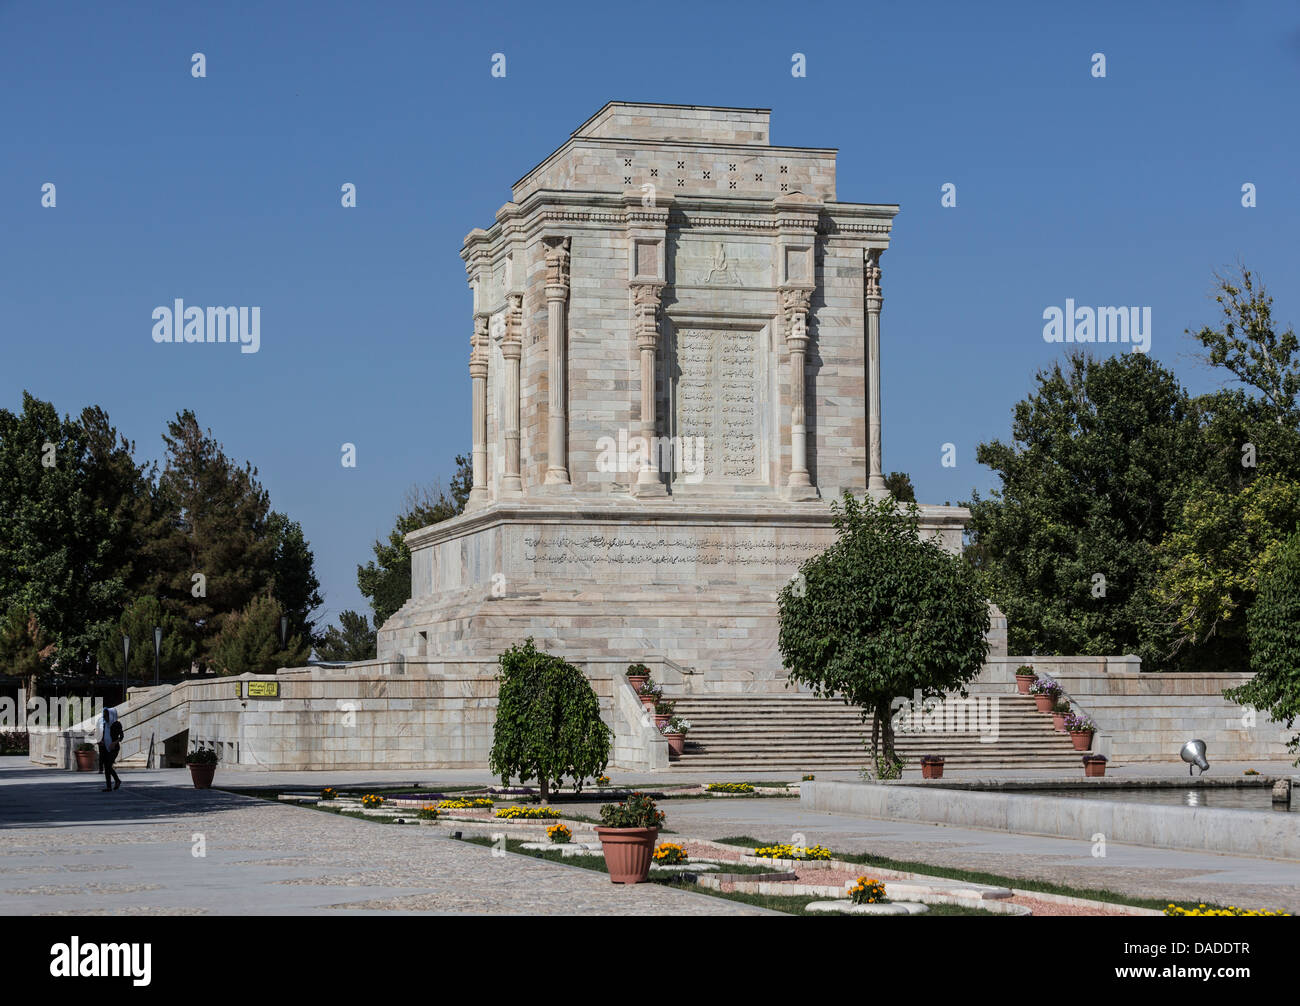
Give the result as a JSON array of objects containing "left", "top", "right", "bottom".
[{"left": 2, "top": 756, "right": 1296, "bottom": 915}]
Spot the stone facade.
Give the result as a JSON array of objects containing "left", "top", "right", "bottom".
[{"left": 379, "top": 101, "right": 968, "bottom": 687}]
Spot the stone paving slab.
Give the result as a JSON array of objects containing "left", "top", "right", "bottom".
[{"left": 0, "top": 762, "right": 770, "bottom": 916}]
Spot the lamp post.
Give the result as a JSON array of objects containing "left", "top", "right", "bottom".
[
  {"left": 153, "top": 625, "right": 162, "bottom": 686},
  {"left": 121, "top": 633, "right": 130, "bottom": 702},
  {"left": 279, "top": 616, "right": 288, "bottom": 649}
]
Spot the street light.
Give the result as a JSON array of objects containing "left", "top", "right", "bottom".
[
  {"left": 279, "top": 615, "right": 288, "bottom": 648},
  {"left": 121, "top": 633, "right": 130, "bottom": 701},
  {"left": 153, "top": 625, "right": 162, "bottom": 686}
]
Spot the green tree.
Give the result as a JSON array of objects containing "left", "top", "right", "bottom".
[
  {"left": 313, "top": 610, "right": 376, "bottom": 662},
  {"left": 883, "top": 471, "right": 916, "bottom": 503},
  {"left": 358, "top": 455, "right": 471, "bottom": 627},
  {"left": 1225, "top": 531, "right": 1300, "bottom": 762},
  {"left": 966, "top": 351, "right": 1201, "bottom": 668},
  {"left": 144, "top": 411, "right": 277, "bottom": 664},
  {"left": 94, "top": 596, "right": 198, "bottom": 681},
  {"left": 0, "top": 607, "right": 57, "bottom": 700},
  {"left": 488, "top": 638, "right": 611, "bottom": 801},
  {"left": 778, "top": 494, "right": 990, "bottom": 770},
  {"left": 208, "top": 594, "right": 309, "bottom": 676},
  {"left": 267, "top": 512, "right": 323, "bottom": 645}
]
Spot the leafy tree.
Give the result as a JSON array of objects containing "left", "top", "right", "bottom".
[
  {"left": 208, "top": 594, "right": 309, "bottom": 676},
  {"left": 267, "top": 512, "right": 323, "bottom": 645},
  {"left": 1154, "top": 475, "right": 1300, "bottom": 667},
  {"left": 0, "top": 607, "right": 57, "bottom": 700},
  {"left": 94, "top": 596, "right": 198, "bottom": 681},
  {"left": 778, "top": 494, "right": 990, "bottom": 770},
  {"left": 1225, "top": 531, "right": 1300, "bottom": 762},
  {"left": 358, "top": 455, "right": 471, "bottom": 626},
  {"left": 883, "top": 471, "right": 916, "bottom": 503},
  {"left": 0, "top": 394, "right": 156, "bottom": 674},
  {"left": 967, "top": 351, "right": 1201, "bottom": 668},
  {"left": 144, "top": 411, "right": 277, "bottom": 663},
  {"left": 314, "top": 610, "right": 376, "bottom": 662},
  {"left": 488, "top": 638, "right": 611, "bottom": 801},
  {"left": 1188, "top": 267, "right": 1300, "bottom": 428}
]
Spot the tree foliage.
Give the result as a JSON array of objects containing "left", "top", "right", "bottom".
[
  {"left": 314, "top": 610, "right": 377, "bottom": 662},
  {"left": 208, "top": 594, "right": 309, "bottom": 676},
  {"left": 94, "top": 595, "right": 198, "bottom": 680},
  {"left": 358, "top": 455, "right": 471, "bottom": 627},
  {"left": 1225, "top": 532, "right": 1300, "bottom": 761},
  {"left": 777, "top": 494, "right": 990, "bottom": 767},
  {"left": 883, "top": 471, "right": 916, "bottom": 503},
  {"left": 488, "top": 638, "right": 611, "bottom": 800}
]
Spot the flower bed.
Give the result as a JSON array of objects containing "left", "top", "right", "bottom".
[
  {"left": 495, "top": 806, "right": 561, "bottom": 820},
  {"left": 706, "top": 782, "right": 755, "bottom": 794},
  {"left": 752, "top": 843, "right": 833, "bottom": 861},
  {"left": 1164, "top": 904, "right": 1291, "bottom": 917},
  {"left": 437, "top": 798, "right": 494, "bottom": 810}
]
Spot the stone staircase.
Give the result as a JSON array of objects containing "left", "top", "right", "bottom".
[{"left": 669, "top": 692, "right": 1085, "bottom": 772}]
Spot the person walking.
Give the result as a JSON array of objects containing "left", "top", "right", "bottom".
[{"left": 99, "top": 707, "right": 122, "bottom": 791}]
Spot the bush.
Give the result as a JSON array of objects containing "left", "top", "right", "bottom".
[
  {"left": 418, "top": 805, "right": 439, "bottom": 821},
  {"left": 185, "top": 748, "right": 218, "bottom": 765},
  {"left": 489, "top": 639, "right": 610, "bottom": 801},
  {"left": 625, "top": 664, "right": 650, "bottom": 677},
  {"left": 547, "top": 823, "right": 572, "bottom": 844},
  {"left": 599, "top": 791, "right": 664, "bottom": 829},
  {"left": 0, "top": 730, "right": 29, "bottom": 755},
  {"left": 849, "top": 877, "right": 889, "bottom": 904},
  {"left": 75, "top": 741, "right": 94, "bottom": 752}
]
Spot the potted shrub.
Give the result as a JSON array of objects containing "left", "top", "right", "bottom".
[
  {"left": 625, "top": 663, "right": 650, "bottom": 692},
  {"left": 185, "top": 748, "right": 218, "bottom": 789},
  {"left": 636, "top": 679, "right": 661, "bottom": 712},
  {"left": 595, "top": 791, "right": 664, "bottom": 884},
  {"left": 662, "top": 716, "right": 690, "bottom": 759},
  {"left": 653, "top": 699, "right": 675, "bottom": 730},
  {"left": 1083, "top": 754, "right": 1108, "bottom": 778},
  {"left": 1051, "top": 699, "right": 1071, "bottom": 732},
  {"left": 74, "top": 742, "right": 96, "bottom": 772},
  {"left": 1029, "top": 675, "right": 1062, "bottom": 712},
  {"left": 1065, "top": 712, "right": 1096, "bottom": 751},
  {"left": 920, "top": 754, "right": 945, "bottom": 779},
  {"left": 1014, "top": 666, "right": 1037, "bottom": 694}
]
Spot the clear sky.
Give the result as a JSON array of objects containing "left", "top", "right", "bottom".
[{"left": 2, "top": 0, "right": 1297, "bottom": 628}]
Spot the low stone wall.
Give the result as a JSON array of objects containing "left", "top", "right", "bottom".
[
  {"left": 802, "top": 780, "right": 1300, "bottom": 861},
  {"left": 977, "top": 658, "right": 1294, "bottom": 763},
  {"left": 31, "top": 658, "right": 668, "bottom": 773}
]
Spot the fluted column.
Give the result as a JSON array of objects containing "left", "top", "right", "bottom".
[
  {"left": 500, "top": 292, "right": 524, "bottom": 495},
  {"left": 865, "top": 249, "right": 886, "bottom": 495},
  {"left": 468, "top": 313, "right": 490, "bottom": 508},
  {"left": 543, "top": 237, "right": 571, "bottom": 486},
  {"left": 782, "top": 287, "right": 817, "bottom": 499},
  {"left": 631, "top": 281, "right": 667, "bottom": 497}
]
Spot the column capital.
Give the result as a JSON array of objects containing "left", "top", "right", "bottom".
[
  {"left": 544, "top": 236, "right": 571, "bottom": 301},
  {"left": 499, "top": 292, "right": 524, "bottom": 360},
  {"left": 781, "top": 286, "right": 812, "bottom": 349},
  {"left": 631, "top": 281, "right": 664, "bottom": 351},
  {"left": 865, "top": 248, "right": 884, "bottom": 309}
]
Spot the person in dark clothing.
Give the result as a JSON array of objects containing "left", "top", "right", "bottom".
[{"left": 99, "top": 708, "right": 122, "bottom": 791}]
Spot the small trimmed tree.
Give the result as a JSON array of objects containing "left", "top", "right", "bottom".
[
  {"left": 1225, "top": 530, "right": 1300, "bottom": 762},
  {"left": 778, "top": 494, "right": 991, "bottom": 773},
  {"left": 489, "top": 638, "right": 611, "bottom": 801},
  {"left": 208, "top": 594, "right": 309, "bottom": 676}
]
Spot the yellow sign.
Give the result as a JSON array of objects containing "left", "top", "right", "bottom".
[
  {"left": 233, "top": 682, "right": 242, "bottom": 698},
  {"left": 246, "top": 680, "right": 281, "bottom": 699}
]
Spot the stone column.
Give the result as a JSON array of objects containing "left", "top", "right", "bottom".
[
  {"left": 468, "top": 312, "right": 490, "bottom": 508},
  {"left": 543, "top": 237, "right": 571, "bottom": 486},
  {"left": 631, "top": 281, "right": 667, "bottom": 497},
  {"left": 500, "top": 292, "right": 524, "bottom": 495},
  {"left": 865, "top": 249, "right": 886, "bottom": 496},
  {"left": 782, "top": 287, "right": 817, "bottom": 500}
]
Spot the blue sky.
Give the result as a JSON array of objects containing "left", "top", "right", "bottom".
[{"left": 2, "top": 1, "right": 1297, "bottom": 628}]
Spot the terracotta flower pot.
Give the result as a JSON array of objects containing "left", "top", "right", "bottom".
[
  {"left": 1015, "top": 674, "right": 1035, "bottom": 694},
  {"left": 654, "top": 713, "right": 671, "bottom": 730},
  {"left": 188, "top": 763, "right": 217, "bottom": 789},
  {"left": 921, "top": 760, "right": 944, "bottom": 779},
  {"left": 74, "top": 749, "right": 96, "bottom": 772},
  {"left": 639, "top": 694, "right": 657, "bottom": 711},
  {"left": 595, "top": 826, "right": 658, "bottom": 884},
  {"left": 665, "top": 732, "right": 685, "bottom": 758},
  {"left": 626, "top": 675, "right": 648, "bottom": 692},
  {"left": 1083, "top": 758, "right": 1106, "bottom": 777},
  {"left": 1052, "top": 713, "right": 1067, "bottom": 732},
  {"left": 1033, "top": 694, "right": 1055, "bottom": 713},
  {"left": 1070, "top": 731, "right": 1094, "bottom": 751}
]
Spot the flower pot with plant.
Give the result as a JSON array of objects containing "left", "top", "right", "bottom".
[
  {"left": 1051, "top": 700, "right": 1071, "bottom": 732},
  {"left": 636, "top": 679, "right": 661, "bottom": 711},
  {"left": 920, "top": 755, "right": 945, "bottom": 779},
  {"left": 1066, "top": 712, "right": 1096, "bottom": 750},
  {"left": 595, "top": 791, "right": 664, "bottom": 884},
  {"left": 1029, "top": 675, "right": 1062, "bottom": 712},
  {"left": 1083, "top": 754, "right": 1108, "bottom": 778},
  {"left": 653, "top": 699, "right": 675, "bottom": 730},
  {"left": 625, "top": 663, "right": 650, "bottom": 692},
  {"left": 185, "top": 748, "right": 218, "bottom": 788},
  {"left": 662, "top": 716, "right": 690, "bottom": 758},
  {"left": 1014, "top": 666, "right": 1037, "bottom": 694},
  {"left": 74, "top": 742, "right": 96, "bottom": 772}
]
